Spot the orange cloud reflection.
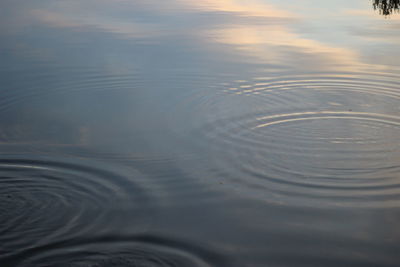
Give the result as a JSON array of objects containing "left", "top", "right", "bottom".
[
  {"left": 30, "top": 0, "right": 363, "bottom": 70},
  {"left": 178, "top": 0, "right": 292, "bottom": 17},
  {"left": 187, "top": 0, "right": 360, "bottom": 69}
]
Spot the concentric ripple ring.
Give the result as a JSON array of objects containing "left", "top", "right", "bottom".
[
  {"left": 9, "top": 234, "right": 230, "bottom": 267},
  {"left": 199, "top": 109, "right": 400, "bottom": 208},
  {"left": 0, "top": 155, "right": 149, "bottom": 259}
]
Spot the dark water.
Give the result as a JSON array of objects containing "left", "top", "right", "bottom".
[{"left": 1, "top": 1, "right": 400, "bottom": 266}]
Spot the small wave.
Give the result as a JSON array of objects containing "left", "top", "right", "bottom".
[
  {"left": 197, "top": 109, "right": 400, "bottom": 208},
  {"left": 223, "top": 72, "right": 400, "bottom": 99},
  {"left": 0, "top": 155, "right": 150, "bottom": 259},
  {"left": 7, "top": 234, "right": 230, "bottom": 267},
  {"left": 253, "top": 111, "right": 400, "bottom": 128},
  {"left": 0, "top": 67, "right": 143, "bottom": 113},
  {"left": 185, "top": 71, "right": 400, "bottom": 208}
]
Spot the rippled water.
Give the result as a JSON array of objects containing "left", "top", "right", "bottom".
[{"left": 1, "top": 0, "right": 400, "bottom": 266}]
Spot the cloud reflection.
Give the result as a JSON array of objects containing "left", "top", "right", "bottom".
[
  {"left": 24, "top": 0, "right": 363, "bottom": 71},
  {"left": 177, "top": 0, "right": 292, "bottom": 17},
  {"left": 189, "top": 0, "right": 359, "bottom": 69},
  {"left": 30, "top": 9, "right": 163, "bottom": 40}
]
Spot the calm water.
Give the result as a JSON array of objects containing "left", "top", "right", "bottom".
[{"left": 1, "top": 1, "right": 400, "bottom": 266}]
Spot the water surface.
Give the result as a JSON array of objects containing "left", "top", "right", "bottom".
[{"left": 1, "top": 0, "right": 400, "bottom": 266}]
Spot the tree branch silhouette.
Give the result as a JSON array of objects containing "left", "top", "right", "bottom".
[{"left": 373, "top": 0, "right": 400, "bottom": 16}]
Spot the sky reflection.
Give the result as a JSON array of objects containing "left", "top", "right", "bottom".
[
  {"left": 1, "top": 1, "right": 400, "bottom": 150},
  {"left": 1, "top": 2, "right": 400, "bottom": 266},
  {"left": 2, "top": 0, "right": 400, "bottom": 74}
]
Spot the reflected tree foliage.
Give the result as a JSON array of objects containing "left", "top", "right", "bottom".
[{"left": 373, "top": 0, "right": 400, "bottom": 16}]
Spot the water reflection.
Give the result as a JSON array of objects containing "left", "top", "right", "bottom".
[
  {"left": 1, "top": 0, "right": 400, "bottom": 266},
  {"left": 374, "top": 0, "right": 400, "bottom": 15},
  {"left": 26, "top": 0, "right": 362, "bottom": 72}
]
